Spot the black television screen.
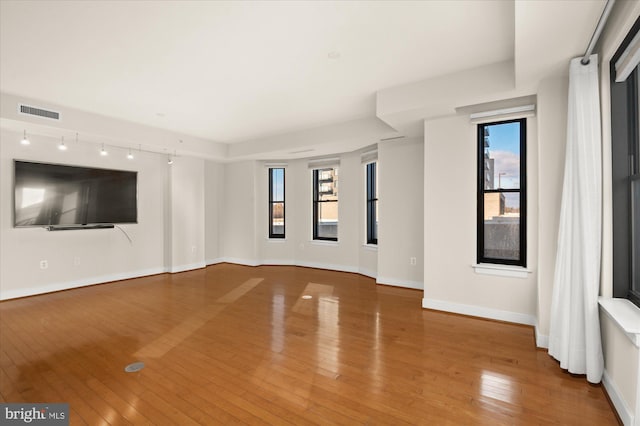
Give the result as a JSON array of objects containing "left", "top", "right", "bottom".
[{"left": 14, "top": 160, "right": 137, "bottom": 228}]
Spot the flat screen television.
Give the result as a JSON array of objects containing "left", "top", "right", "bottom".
[{"left": 14, "top": 160, "right": 137, "bottom": 229}]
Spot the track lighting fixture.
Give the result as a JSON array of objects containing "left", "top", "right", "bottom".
[
  {"left": 100, "top": 143, "right": 108, "bottom": 156},
  {"left": 20, "top": 130, "right": 30, "bottom": 145},
  {"left": 167, "top": 154, "right": 173, "bottom": 165},
  {"left": 127, "top": 149, "right": 134, "bottom": 160},
  {"left": 58, "top": 136, "right": 67, "bottom": 151}
]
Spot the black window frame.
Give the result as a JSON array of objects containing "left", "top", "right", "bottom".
[
  {"left": 611, "top": 16, "right": 640, "bottom": 308},
  {"left": 477, "top": 118, "right": 527, "bottom": 267},
  {"left": 366, "top": 162, "right": 378, "bottom": 245},
  {"left": 268, "top": 167, "right": 285, "bottom": 239},
  {"left": 313, "top": 168, "right": 338, "bottom": 241}
]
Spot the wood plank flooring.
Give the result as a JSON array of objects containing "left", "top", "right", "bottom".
[{"left": 0, "top": 264, "right": 619, "bottom": 425}]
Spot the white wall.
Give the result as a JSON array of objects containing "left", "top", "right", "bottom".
[
  {"left": 0, "top": 128, "right": 167, "bottom": 299},
  {"left": 168, "top": 156, "right": 205, "bottom": 273},
  {"left": 536, "top": 75, "right": 569, "bottom": 344},
  {"left": 294, "top": 153, "right": 361, "bottom": 271},
  {"left": 377, "top": 137, "right": 424, "bottom": 288},
  {"left": 204, "top": 160, "right": 224, "bottom": 263},
  {"left": 216, "top": 142, "right": 424, "bottom": 288},
  {"left": 221, "top": 161, "right": 257, "bottom": 264},
  {"left": 422, "top": 115, "right": 538, "bottom": 325}
]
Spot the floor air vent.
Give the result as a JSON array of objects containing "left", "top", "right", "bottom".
[{"left": 18, "top": 104, "right": 61, "bottom": 121}]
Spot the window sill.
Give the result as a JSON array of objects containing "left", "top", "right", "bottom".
[
  {"left": 310, "top": 240, "right": 339, "bottom": 246},
  {"left": 599, "top": 297, "right": 640, "bottom": 348},
  {"left": 265, "top": 237, "right": 287, "bottom": 243},
  {"left": 362, "top": 244, "right": 378, "bottom": 251},
  {"left": 472, "top": 263, "right": 532, "bottom": 279}
]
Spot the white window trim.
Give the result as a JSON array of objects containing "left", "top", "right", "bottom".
[
  {"left": 472, "top": 263, "right": 532, "bottom": 279},
  {"left": 599, "top": 297, "right": 640, "bottom": 348},
  {"left": 265, "top": 237, "right": 287, "bottom": 242},
  {"left": 309, "top": 239, "right": 339, "bottom": 247}
]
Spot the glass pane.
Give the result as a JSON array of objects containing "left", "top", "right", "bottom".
[
  {"left": 483, "top": 192, "right": 520, "bottom": 260},
  {"left": 317, "top": 201, "right": 338, "bottom": 239},
  {"left": 483, "top": 122, "right": 521, "bottom": 190},
  {"left": 373, "top": 200, "right": 378, "bottom": 241},
  {"left": 375, "top": 162, "right": 378, "bottom": 198},
  {"left": 633, "top": 180, "right": 640, "bottom": 293},
  {"left": 271, "top": 168, "right": 284, "bottom": 202},
  {"left": 271, "top": 202, "right": 284, "bottom": 236},
  {"left": 318, "top": 168, "right": 338, "bottom": 201}
]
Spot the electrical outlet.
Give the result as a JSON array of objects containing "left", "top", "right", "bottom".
[
  {"left": 74, "top": 257, "right": 81, "bottom": 266},
  {"left": 410, "top": 257, "right": 417, "bottom": 266},
  {"left": 191, "top": 246, "right": 196, "bottom": 254},
  {"left": 39, "top": 260, "right": 48, "bottom": 270}
]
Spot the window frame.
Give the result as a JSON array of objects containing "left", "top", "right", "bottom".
[
  {"left": 366, "top": 161, "right": 378, "bottom": 245},
  {"left": 611, "top": 16, "right": 640, "bottom": 308},
  {"left": 313, "top": 167, "right": 338, "bottom": 242},
  {"left": 476, "top": 118, "right": 527, "bottom": 267},
  {"left": 268, "top": 167, "right": 285, "bottom": 239}
]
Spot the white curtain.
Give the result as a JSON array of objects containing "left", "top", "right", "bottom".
[{"left": 548, "top": 54, "right": 603, "bottom": 384}]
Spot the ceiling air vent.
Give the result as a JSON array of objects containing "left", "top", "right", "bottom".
[{"left": 18, "top": 104, "right": 61, "bottom": 121}]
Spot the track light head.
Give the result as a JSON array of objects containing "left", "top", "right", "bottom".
[{"left": 20, "top": 130, "right": 30, "bottom": 145}]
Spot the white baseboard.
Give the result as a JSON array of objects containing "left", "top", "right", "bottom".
[
  {"left": 168, "top": 261, "right": 206, "bottom": 273},
  {"left": 295, "top": 260, "right": 358, "bottom": 274},
  {"left": 204, "top": 258, "right": 423, "bottom": 291},
  {"left": 358, "top": 267, "right": 377, "bottom": 280},
  {"left": 377, "top": 276, "right": 423, "bottom": 290},
  {"left": 535, "top": 328, "right": 549, "bottom": 348},
  {"left": 261, "top": 259, "right": 295, "bottom": 266},
  {"left": 602, "top": 369, "right": 634, "bottom": 426},
  {"left": 422, "top": 297, "right": 536, "bottom": 326},
  {"left": 217, "top": 257, "right": 260, "bottom": 267},
  {"left": 0, "top": 266, "right": 167, "bottom": 301}
]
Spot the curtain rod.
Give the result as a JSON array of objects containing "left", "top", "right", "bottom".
[{"left": 581, "top": 0, "right": 616, "bottom": 65}]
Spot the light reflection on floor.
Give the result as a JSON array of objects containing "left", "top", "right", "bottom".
[
  {"left": 135, "top": 278, "right": 263, "bottom": 358},
  {"left": 479, "top": 370, "right": 517, "bottom": 404}
]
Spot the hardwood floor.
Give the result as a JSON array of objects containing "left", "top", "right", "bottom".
[{"left": 0, "top": 264, "right": 618, "bottom": 425}]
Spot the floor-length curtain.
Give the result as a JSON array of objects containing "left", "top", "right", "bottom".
[{"left": 548, "top": 54, "right": 603, "bottom": 384}]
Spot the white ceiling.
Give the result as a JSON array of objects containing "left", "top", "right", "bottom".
[{"left": 1, "top": 0, "right": 515, "bottom": 144}]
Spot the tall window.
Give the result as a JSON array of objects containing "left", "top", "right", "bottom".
[
  {"left": 269, "top": 168, "right": 285, "bottom": 239},
  {"left": 477, "top": 118, "right": 527, "bottom": 266},
  {"left": 313, "top": 168, "right": 338, "bottom": 241},
  {"left": 366, "top": 162, "right": 378, "bottom": 244},
  {"left": 611, "top": 17, "right": 640, "bottom": 307}
]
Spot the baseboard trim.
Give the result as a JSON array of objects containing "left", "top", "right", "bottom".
[
  {"left": 377, "top": 276, "right": 423, "bottom": 290},
  {"left": 358, "top": 267, "right": 377, "bottom": 280},
  {"left": 422, "top": 297, "right": 536, "bottom": 326},
  {"left": 204, "top": 258, "right": 424, "bottom": 291},
  {"left": 0, "top": 267, "right": 167, "bottom": 301},
  {"left": 217, "top": 257, "right": 260, "bottom": 267},
  {"left": 602, "top": 369, "right": 633, "bottom": 426},
  {"left": 261, "top": 259, "right": 296, "bottom": 266},
  {"left": 295, "top": 260, "right": 358, "bottom": 274},
  {"left": 169, "top": 262, "right": 206, "bottom": 274},
  {"left": 535, "top": 328, "right": 549, "bottom": 349}
]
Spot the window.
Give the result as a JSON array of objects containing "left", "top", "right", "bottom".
[
  {"left": 268, "top": 168, "right": 285, "bottom": 239},
  {"left": 611, "top": 17, "right": 640, "bottom": 308},
  {"left": 313, "top": 167, "right": 338, "bottom": 241},
  {"left": 366, "top": 162, "right": 378, "bottom": 244},
  {"left": 477, "top": 118, "right": 527, "bottom": 266}
]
